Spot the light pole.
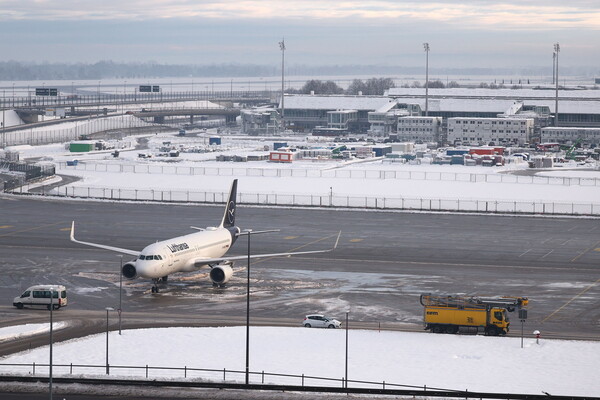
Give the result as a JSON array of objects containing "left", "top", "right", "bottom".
[
  {"left": 554, "top": 43, "right": 560, "bottom": 126},
  {"left": 118, "top": 255, "right": 123, "bottom": 334},
  {"left": 423, "top": 43, "right": 430, "bottom": 117},
  {"left": 105, "top": 307, "right": 114, "bottom": 374},
  {"left": 49, "top": 290, "right": 54, "bottom": 400},
  {"left": 244, "top": 228, "right": 252, "bottom": 385},
  {"left": 345, "top": 311, "right": 349, "bottom": 389},
  {"left": 97, "top": 81, "right": 101, "bottom": 116},
  {"left": 235, "top": 228, "right": 278, "bottom": 385},
  {"left": 552, "top": 52, "right": 556, "bottom": 85},
  {"left": 279, "top": 39, "right": 286, "bottom": 132}
]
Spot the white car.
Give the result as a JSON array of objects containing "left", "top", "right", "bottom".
[{"left": 303, "top": 314, "right": 341, "bottom": 329}]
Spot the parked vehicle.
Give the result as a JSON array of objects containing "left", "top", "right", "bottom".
[
  {"left": 302, "top": 314, "right": 341, "bottom": 329},
  {"left": 420, "top": 293, "right": 528, "bottom": 336},
  {"left": 13, "top": 285, "right": 68, "bottom": 310}
]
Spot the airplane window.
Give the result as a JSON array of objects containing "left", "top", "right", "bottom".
[
  {"left": 154, "top": 255, "right": 159, "bottom": 260},
  {"left": 157, "top": 255, "right": 162, "bottom": 260},
  {"left": 139, "top": 255, "right": 146, "bottom": 260}
]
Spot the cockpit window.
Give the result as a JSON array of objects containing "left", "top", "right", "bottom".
[{"left": 139, "top": 255, "right": 146, "bottom": 260}]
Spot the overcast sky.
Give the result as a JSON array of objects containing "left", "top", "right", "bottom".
[{"left": 1, "top": 1, "right": 599, "bottom": 70}]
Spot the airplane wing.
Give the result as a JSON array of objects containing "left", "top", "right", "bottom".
[
  {"left": 69, "top": 221, "right": 139, "bottom": 256},
  {"left": 193, "top": 231, "right": 341, "bottom": 267}
]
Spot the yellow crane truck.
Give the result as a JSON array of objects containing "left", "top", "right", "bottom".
[{"left": 420, "top": 294, "right": 528, "bottom": 336}]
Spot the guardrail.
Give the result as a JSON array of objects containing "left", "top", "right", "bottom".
[
  {"left": 7, "top": 186, "right": 600, "bottom": 216},
  {"left": 0, "top": 364, "right": 590, "bottom": 400},
  {"left": 54, "top": 162, "right": 600, "bottom": 187},
  {"left": 0, "top": 90, "right": 274, "bottom": 109}
]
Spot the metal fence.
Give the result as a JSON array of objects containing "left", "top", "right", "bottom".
[
  {"left": 55, "top": 162, "right": 600, "bottom": 187},
  {"left": 0, "top": 361, "right": 453, "bottom": 392},
  {"left": 8, "top": 185, "right": 598, "bottom": 216}
]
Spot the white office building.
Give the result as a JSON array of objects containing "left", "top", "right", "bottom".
[
  {"left": 447, "top": 117, "right": 534, "bottom": 146},
  {"left": 397, "top": 116, "right": 443, "bottom": 143},
  {"left": 541, "top": 127, "right": 600, "bottom": 146}
]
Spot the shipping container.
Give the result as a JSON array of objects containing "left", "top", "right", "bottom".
[{"left": 69, "top": 142, "right": 95, "bottom": 152}]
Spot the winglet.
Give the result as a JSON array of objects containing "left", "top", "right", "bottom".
[{"left": 333, "top": 231, "right": 341, "bottom": 250}]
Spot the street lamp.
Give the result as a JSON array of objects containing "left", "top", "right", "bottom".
[
  {"left": 105, "top": 307, "right": 114, "bottom": 374},
  {"left": 49, "top": 290, "right": 55, "bottom": 400},
  {"left": 279, "top": 39, "right": 286, "bottom": 132},
  {"left": 236, "top": 228, "right": 279, "bottom": 385},
  {"left": 118, "top": 255, "right": 123, "bottom": 334},
  {"left": 345, "top": 311, "right": 349, "bottom": 389},
  {"left": 244, "top": 228, "right": 252, "bottom": 385},
  {"left": 554, "top": 43, "right": 560, "bottom": 127},
  {"left": 423, "top": 43, "right": 430, "bottom": 117}
]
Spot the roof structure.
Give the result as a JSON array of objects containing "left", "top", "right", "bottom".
[{"left": 282, "top": 95, "right": 394, "bottom": 111}]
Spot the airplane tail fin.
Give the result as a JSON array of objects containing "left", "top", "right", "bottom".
[{"left": 220, "top": 179, "right": 237, "bottom": 228}]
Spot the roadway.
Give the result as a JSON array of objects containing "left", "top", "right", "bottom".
[{"left": 0, "top": 195, "right": 599, "bottom": 357}]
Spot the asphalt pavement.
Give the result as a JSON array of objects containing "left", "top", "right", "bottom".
[{"left": 0, "top": 194, "right": 599, "bottom": 345}]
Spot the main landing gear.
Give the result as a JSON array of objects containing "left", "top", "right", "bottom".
[{"left": 151, "top": 276, "right": 168, "bottom": 293}]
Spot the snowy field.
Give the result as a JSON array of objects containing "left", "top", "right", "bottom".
[
  {"left": 1, "top": 326, "right": 598, "bottom": 397},
  {"left": 5, "top": 130, "right": 600, "bottom": 214}
]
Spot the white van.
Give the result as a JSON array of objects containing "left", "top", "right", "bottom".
[{"left": 13, "top": 285, "right": 68, "bottom": 310}]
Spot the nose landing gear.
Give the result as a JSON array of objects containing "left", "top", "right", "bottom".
[{"left": 150, "top": 276, "right": 169, "bottom": 293}]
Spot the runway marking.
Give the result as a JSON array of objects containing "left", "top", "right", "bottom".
[
  {"left": 518, "top": 249, "right": 532, "bottom": 257},
  {"left": 0, "top": 225, "right": 13, "bottom": 229},
  {"left": 542, "top": 278, "right": 600, "bottom": 322},
  {"left": 349, "top": 239, "right": 363, "bottom": 243},
  {"left": 0, "top": 222, "right": 63, "bottom": 238},
  {"left": 284, "top": 236, "right": 298, "bottom": 240},
  {"left": 594, "top": 248, "right": 600, "bottom": 252},
  {"left": 561, "top": 239, "right": 572, "bottom": 246},
  {"left": 59, "top": 227, "right": 71, "bottom": 231},
  {"left": 571, "top": 239, "right": 600, "bottom": 262},
  {"left": 540, "top": 238, "right": 552, "bottom": 244},
  {"left": 541, "top": 250, "right": 554, "bottom": 259},
  {"left": 567, "top": 226, "right": 578, "bottom": 232}
]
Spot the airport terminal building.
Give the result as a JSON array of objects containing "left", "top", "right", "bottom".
[{"left": 253, "top": 87, "right": 600, "bottom": 145}]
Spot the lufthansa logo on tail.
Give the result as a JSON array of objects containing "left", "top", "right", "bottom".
[{"left": 227, "top": 201, "right": 235, "bottom": 223}]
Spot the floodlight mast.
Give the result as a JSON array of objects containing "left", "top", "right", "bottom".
[
  {"left": 554, "top": 43, "right": 560, "bottom": 127},
  {"left": 279, "top": 39, "right": 286, "bottom": 132},
  {"left": 423, "top": 43, "right": 430, "bottom": 117}
]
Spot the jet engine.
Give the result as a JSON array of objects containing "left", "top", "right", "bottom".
[
  {"left": 122, "top": 261, "right": 138, "bottom": 279},
  {"left": 209, "top": 262, "right": 233, "bottom": 286}
]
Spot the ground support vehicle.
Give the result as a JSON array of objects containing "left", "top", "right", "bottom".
[
  {"left": 420, "top": 294, "right": 528, "bottom": 336},
  {"left": 13, "top": 285, "right": 68, "bottom": 310}
]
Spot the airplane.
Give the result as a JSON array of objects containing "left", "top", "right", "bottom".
[{"left": 70, "top": 179, "right": 340, "bottom": 293}]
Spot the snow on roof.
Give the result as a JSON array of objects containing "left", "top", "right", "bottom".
[
  {"left": 397, "top": 97, "right": 600, "bottom": 114},
  {"left": 283, "top": 95, "right": 394, "bottom": 111},
  {"left": 387, "top": 87, "right": 600, "bottom": 100}
]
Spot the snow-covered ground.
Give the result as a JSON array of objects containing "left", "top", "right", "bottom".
[
  {"left": 7, "top": 130, "right": 597, "bottom": 212},
  {"left": 0, "top": 322, "right": 67, "bottom": 343},
  {"left": 1, "top": 326, "right": 598, "bottom": 397}
]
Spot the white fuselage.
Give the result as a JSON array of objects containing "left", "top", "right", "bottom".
[{"left": 134, "top": 227, "right": 234, "bottom": 279}]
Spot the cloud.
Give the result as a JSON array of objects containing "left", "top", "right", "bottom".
[{"left": 1, "top": 1, "right": 599, "bottom": 30}]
